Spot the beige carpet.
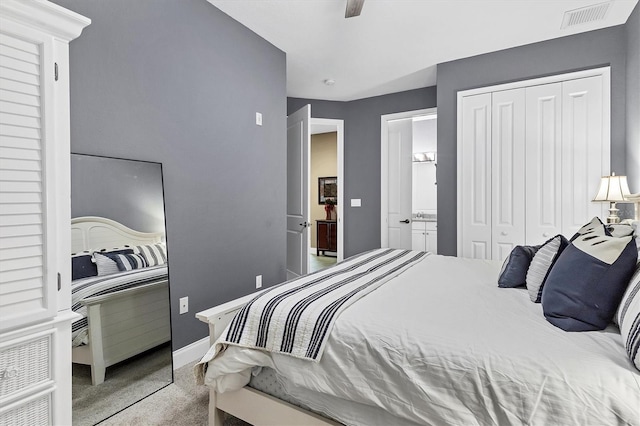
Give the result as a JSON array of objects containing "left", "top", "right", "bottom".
[
  {"left": 94, "top": 360, "right": 250, "bottom": 426},
  {"left": 73, "top": 343, "right": 173, "bottom": 426}
]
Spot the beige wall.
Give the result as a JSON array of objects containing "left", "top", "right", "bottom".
[{"left": 310, "top": 132, "right": 337, "bottom": 249}]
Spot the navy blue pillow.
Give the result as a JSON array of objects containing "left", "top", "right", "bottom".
[
  {"left": 542, "top": 233, "right": 638, "bottom": 331},
  {"left": 71, "top": 254, "right": 97, "bottom": 280},
  {"left": 498, "top": 245, "right": 540, "bottom": 288}
]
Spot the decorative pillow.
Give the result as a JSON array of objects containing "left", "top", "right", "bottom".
[
  {"left": 134, "top": 243, "right": 167, "bottom": 266},
  {"left": 92, "top": 248, "right": 134, "bottom": 276},
  {"left": 570, "top": 216, "right": 609, "bottom": 241},
  {"left": 616, "top": 266, "right": 640, "bottom": 371},
  {"left": 541, "top": 232, "right": 638, "bottom": 331},
  {"left": 71, "top": 251, "right": 97, "bottom": 280},
  {"left": 526, "top": 235, "right": 568, "bottom": 302},
  {"left": 607, "top": 223, "right": 634, "bottom": 238},
  {"left": 110, "top": 253, "right": 148, "bottom": 271},
  {"left": 498, "top": 245, "right": 540, "bottom": 288}
]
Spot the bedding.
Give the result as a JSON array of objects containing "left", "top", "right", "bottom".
[
  {"left": 71, "top": 264, "right": 168, "bottom": 347},
  {"left": 199, "top": 253, "right": 640, "bottom": 426}
]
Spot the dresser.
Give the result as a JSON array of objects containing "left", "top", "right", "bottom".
[
  {"left": 0, "top": 1, "right": 90, "bottom": 424},
  {"left": 316, "top": 220, "right": 337, "bottom": 256}
]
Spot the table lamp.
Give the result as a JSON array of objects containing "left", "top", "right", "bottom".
[{"left": 592, "top": 173, "right": 631, "bottom": 224}]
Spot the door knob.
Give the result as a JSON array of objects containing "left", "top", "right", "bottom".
[
  {"left": 299, "top": 221, "right": 310, "bottom": 227},
  {"left": 500, "top": 231, "right": 508, "bottom": 236},
  {"left": 400, "top": 219, "right": 410, "bottom": 224},
  {"left": 542, "top": 233, "right": 549, "bottom": 238}
]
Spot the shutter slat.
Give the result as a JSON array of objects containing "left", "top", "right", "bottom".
[
  {"left": 0, "top": 192, "right": 42, "bottom": 203},
  {"left": 0, "top": 203, "right": 41, "bottom": 215},
  {"left": 0, "top": 169, "right": 40, "bottom": 182},
  {"left": 0, "top": 101, "right": 40, "bottom": 118},
  {"left": 0, "top": 255, "right": 42, "bottom": 273},
  {"left": 0, "top": 181, "right": 42, "bottom": 193},
  {"left": 0, "top": 123, "right": 40, "bottom": 139},
  {"left": 0, "top": 34, "right": 40, "bottom": 56},
  {"left": 0, "top": 135, "right": 40, "bottom": 150},
  {"left": 0, "top": 277, "right": 42, "bottom": 295},
  {"left": 0, "top": 112, "right": 40, "bottom": 128},
  {"left": 0, "top": 267, "right": 42, "bottom": 287},
  {"left": 0, "top": 234, "right": 42, "bottom": 249},
  {"left": 0, "top": 82, "right": 40, "bottom": 99},
  {"left": 0, "top": 245, "right": 42, "bottom": 260},
  {"left": 0, "top": 66, "right": 39, "bottom": 86},
  {"left": 0, "top": 146, "right": 41, "bottom": 161},
  {"left": 0, "top": 214, "right": 42, "bottom": 227},
  {"left": 0, "top": 55, "right": 40, "bottom": 76},
  {"left": 0, "top": 158, "right": 42, "bottom": 172},
  {"left": 0, "top": 286, "right": 43, "bottom": 307},
  {"left": 0, "top": 44, "right": 39, "bottom": 65},
  {"left": 0, "top": 224, "right": 42, "bottom": 238}
]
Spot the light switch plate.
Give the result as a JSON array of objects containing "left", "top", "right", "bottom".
[
  {"left": 256, "top": 112, "right": 262, "bottom": 126},
  {"left": 179, "top": 297, "right": 189, "bottom": 314},
  {"left": 350, "top": 198, "right": 362, "bottom": 207}
]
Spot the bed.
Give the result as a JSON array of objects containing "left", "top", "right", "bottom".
[
  {"left": 70, "top": 216, "right": 171, "bottom": 385},
  {"left": 196, "top": 226, "right": 640, "bottom": 425}
]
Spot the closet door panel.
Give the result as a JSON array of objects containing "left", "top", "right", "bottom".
[
  {"left": 492, "top": 89, "right": 525, "bottom": 261},
  {"left": 525, "top": 83, "right": 562, "bottom": 246},
  {"left": 561, "top": 76, "right": 608, "bottom": 236},
  {"left": 460, "top": 93, "right": 491, "bottom": 259}
]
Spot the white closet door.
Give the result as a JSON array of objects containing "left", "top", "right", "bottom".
[
  {"left": 561, "top": 75, "right": 609, "bottom": 236},
  {"left": 460, "top": 93, "right": 492, "bottom": 259},
  {"left": 525, "top": 83, "right": 563, "bottom": 246},
  {"left": 387, "top": 119, "right": 413, "bottom": 249},
  {"left": 491, "top": 89, "right": 525, "bottom": 261},
  {"left": 0, "top": 27, "right": 56, "bottom": 332}
]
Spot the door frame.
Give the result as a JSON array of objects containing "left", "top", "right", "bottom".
[
  {"left": 310, "top": 118, "right": 345, "bottom": 262},
  {"left": 380, "top": 108, "right": 437, "bottom": 248}
]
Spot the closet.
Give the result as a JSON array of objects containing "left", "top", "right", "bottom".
[
  {"left": 457, "top": 68, "right": 610, "bottom": 261},
  {"left": 0, "top": 1, "right": 89, "bottom": 424}
]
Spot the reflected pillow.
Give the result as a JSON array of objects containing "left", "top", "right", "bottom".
[
  {"left": 92, "top": 248, "right": 134, "bottom": 276},
  {"left": 498, "top": 245, "right": 540, "bottom": 288},
  {"left": 110, "top": 253, "right": 148, "bottom": 271},
  {"left": 71, "top": 251, "right": 97, "bottom": 280},
  {"left": 526, "top": 235, "right": 568, "bottom": 302},
  {"left": 134, "top": 243, "right": 167, "bottom": 266},
  {"left": 542, "top": 232, "right": 638, "bottom": 331}
]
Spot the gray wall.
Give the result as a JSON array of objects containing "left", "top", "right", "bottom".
[
  {"left": 289, "top": 87, "right": 437, "bottom": 256},
  {"left": 627, "top": 4, "right": 640, "bottom": 192},
  {"left": 436, "top": 25, "right": 629, "bottom": 256},
  {"left": 55, "top": 0, "right": 287, "bottom": 349},
  {"left": 71, "top": 154, "right": 165, "bottom": 235}
]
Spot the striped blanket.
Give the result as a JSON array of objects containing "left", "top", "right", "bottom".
[
  {"left": 71, "top": 265, "right": 168, "bottom": 347},
  {"left": 221, "top": 249, "right": 429, "bottom": 362}
]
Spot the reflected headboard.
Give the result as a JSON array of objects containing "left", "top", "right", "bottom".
[{"left": 71, "top": 216, "right": 164, "bottom": 254}]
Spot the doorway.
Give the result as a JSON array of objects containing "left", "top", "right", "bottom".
[
  {"left": 380, "top": 108, "right": 438, "bottom": 252},
  {"left": 286, "top": 105, "right": 344, "bottom": 278}
]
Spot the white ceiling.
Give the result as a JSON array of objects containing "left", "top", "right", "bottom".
[{"left": 208, "top": 0, "right": 638, "bottom": 102}]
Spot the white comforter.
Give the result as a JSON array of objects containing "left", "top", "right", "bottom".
[{"left": 203, "top": 254, "right": 640, "bottom": 425}]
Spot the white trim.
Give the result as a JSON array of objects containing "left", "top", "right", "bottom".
[
  {"left": 380, "top": 108, "right": 437, "bottom": 248},
  {"left": 173, "top": 336, "right": 210, "bottom": 369},
  {"left": 456, "top": 66, "right": 612, "bottom": 256},
  {"left": 0, "top": 0, "right": 91, "bottom": 41},
  {"left": 310, "top": 118, "right": 345, "bottom": 262}
]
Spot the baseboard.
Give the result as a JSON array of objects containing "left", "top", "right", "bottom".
[{"left": 172, "top": 336, "right": 210, "bottom": 369}]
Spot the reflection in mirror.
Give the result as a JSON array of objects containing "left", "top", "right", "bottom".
[{"left": 70, "top": 154, "right": 172, "bottom": 426}]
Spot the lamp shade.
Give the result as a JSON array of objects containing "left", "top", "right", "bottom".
[{"left": 592, "top": 174, "right": 631, "bottom": 202}]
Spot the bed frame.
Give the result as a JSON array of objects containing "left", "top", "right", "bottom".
[
  {"left": 196, "top": 297, "right": 341, "bottom": 426},
  {"left": 71, "top": 216, "right": 171, "bottom": 385}
]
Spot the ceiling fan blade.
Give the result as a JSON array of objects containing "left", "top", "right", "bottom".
[{"left": 345, "top": 0, "right": 365, "bottom": 18}]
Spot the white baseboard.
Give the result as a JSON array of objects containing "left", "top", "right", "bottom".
[{"left": 172, "top": 336, "right": 210, "bottom": 369}]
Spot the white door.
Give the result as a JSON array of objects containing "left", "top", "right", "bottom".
[
  {"left": 491, "top": 88, "right": 525, "bottom": 261},
  {"left": 286, "top": 105, "right": 310, "bottom": 279},
  {"left": 525, "top": 83, "right": 563, "bottom": 245},
  {"left": 386, "top": 119, "right": 413, "bottom": 249},
  {"left": 561, "top": 75, "right": 608, "bottom": 236},
  {"left": 460, "top": 93, "right": 492, "bottom": 259}
]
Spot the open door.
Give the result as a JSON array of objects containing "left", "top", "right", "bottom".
[
  {"left": 286, "top": 105, "right": 311, "bottom": 279},
  {"left": 385, "top": 119, "right": 413, "bottom": 249}
]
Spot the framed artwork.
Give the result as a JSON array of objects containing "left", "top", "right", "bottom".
[{"left": 318, "top": 176, "right": 337, "bottom": 204}]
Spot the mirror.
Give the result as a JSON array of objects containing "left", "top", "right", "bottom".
[{"left": 69, "top": 153, "right": 172, "bottom": 426}]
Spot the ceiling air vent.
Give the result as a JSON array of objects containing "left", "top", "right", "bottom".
[{"left": 561, "top": 2, "right": 611, "bottom": 29}]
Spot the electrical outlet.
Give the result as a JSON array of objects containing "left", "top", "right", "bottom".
[
  {"left": 179, "top": 297, "right": 189, "bottom": 314},
  {"left": 256, "top": 275, "right": 262, "bottom": 289}
]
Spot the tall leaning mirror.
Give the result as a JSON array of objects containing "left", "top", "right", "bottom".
[{"left": 69, "top": 153, "right": 172, "bottom": 426}]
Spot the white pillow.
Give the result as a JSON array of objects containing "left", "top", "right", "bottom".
[
  {"left": 526, "top": 235, "right": 568, "bottom": 303},
  {"left": 616, "top": 266, "right": 640, "bottom": 371}
]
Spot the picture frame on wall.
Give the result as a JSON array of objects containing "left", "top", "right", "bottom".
[{"left": 318, "top": 176, "right": 337, "bottom": 204}]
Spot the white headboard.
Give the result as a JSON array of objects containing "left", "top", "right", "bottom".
[{"left": 71, "top": 216, "right": 164, "bottom": 254}]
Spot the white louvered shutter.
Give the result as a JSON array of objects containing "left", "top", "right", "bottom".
[{"left": 0, "top": 26, "right": 57, "bottom": 332}]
